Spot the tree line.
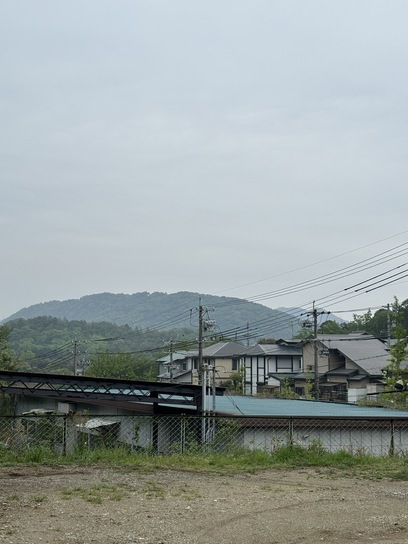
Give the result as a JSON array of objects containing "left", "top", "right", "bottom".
[{"left": 2, "top": 316, "right": 197, "bottom": 379}]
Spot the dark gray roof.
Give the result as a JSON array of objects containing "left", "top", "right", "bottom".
[
  {"left": 294, "top": 372, "right": 325, "bottom": 380},
  {"left": 268, "top": 372, "right": 299, "bottom": 381},
  {"left": 316, "top": 333, "right": 373, "bottom": 341},
  {"left": 156, "top": 351, "right": 192, "bottom": 364},
  {"left": 158, "top": 342, "right": 245, "bottom": 363},
  {"left": 202, "top": 341, "right": 244, "bottom": 357},
  {"left": 326, "top": 368, "right": 359, "bottom": 377},
  {"left": 348, "top": 374, "right": 371, "bottom": 382},
  {"left": 303, "top": 334, "right": 389, "bottom": 376},
  {"left": 240, "top": 343, "right": 302, "bottom": 357},
  {"left": 157, "top": 369, "right": 191, "bottom": 379}
]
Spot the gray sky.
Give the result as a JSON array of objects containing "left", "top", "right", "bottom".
[{"left": 1, "top": 0, "right": 408, "bottom": 322}]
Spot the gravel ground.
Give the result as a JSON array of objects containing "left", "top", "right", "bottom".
[{"left": 1, "top": 465, "right": 408, "bottom": 544}]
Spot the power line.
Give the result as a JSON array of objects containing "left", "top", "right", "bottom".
[{"left": 213, "top": 230, "right": 408, "bottom": 295}]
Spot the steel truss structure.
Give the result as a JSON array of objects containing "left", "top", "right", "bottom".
[{"left": 0, "top": 370, "right": 225, "bottom": 412}]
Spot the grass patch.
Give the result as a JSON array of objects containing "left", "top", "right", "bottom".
[
  {"left": 61, "top": 482, "right": 130, "bottom": 503},
  {"left": 6, "top": 494, "right": 20, "bottom": 502},
  {"left": 141, "top": 482, "right": 166, "bottom": 499},
  {"left": 172, "top": 484, "right": 201, "bottom": 500},
  {"left": 32, "top": 494, "right": 47, "bottom": 503},
  {"left": 0, "top": 445, "right": 57, "bottom": 465},
  {"left": 1, "top": 444, "right": 408, "bottom": 481}
]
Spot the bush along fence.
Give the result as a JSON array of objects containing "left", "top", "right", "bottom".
[{"left": 1, "top": 413, "right": 408, "bottom": 457}]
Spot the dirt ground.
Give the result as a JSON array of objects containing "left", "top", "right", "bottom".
[{"left": 0, "top": 465, "right": 408, "bottom": 544}]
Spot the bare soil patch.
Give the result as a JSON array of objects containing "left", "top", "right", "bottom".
[{"left": 1, "top": 465, "right": 408, "bottom": 544}]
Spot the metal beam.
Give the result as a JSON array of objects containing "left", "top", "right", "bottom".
[{"left": 0, "top": 370, "right": 224, "bottom": 410}]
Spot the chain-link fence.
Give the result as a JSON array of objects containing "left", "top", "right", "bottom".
[{"left": 1, "top": 413, "right": 408, "bottom": 457}]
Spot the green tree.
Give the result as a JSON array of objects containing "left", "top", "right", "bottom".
[
  {"left": 293, "top": 329, "right": 314, "bottom": 340},
  {"left": 318, "top": 320, "right": 343, "bottom": 334},
  {"left": 278, "top": 378, "right": 296, "bottom": 399},
  {"left": 382, "top": 298, "right": 408, "bottom": 406},
  {"left": 85, "top": 351, "right": 157, "bottom": 381},
  {"left": 0, "top": 325, "right": 19, "bottom": 370},
  {"left": 0, "top": 325, "right": 20, "bottom": 415},
  {"left": 349, "top": 309, "right": 373, "bottom": 333},
  {"left": 228, "top": 366, "right": 245, "bottom": 394},
  {"left": 366, "top": 308, "right": 389, "bottom": 339},
  {"left": 304, "top": 371, "right": 315, "bottom": 400}
]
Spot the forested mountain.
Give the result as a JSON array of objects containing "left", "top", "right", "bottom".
[
  {"left": 3, "top": 291, "right": 300, "bottom": 340},
  {"left": 7, "top": 316, "right": 197, "bottom": 377}
]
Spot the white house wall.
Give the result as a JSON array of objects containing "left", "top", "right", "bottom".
[{"left": 348, "top": 388, "right": 369, "bottom": 403}]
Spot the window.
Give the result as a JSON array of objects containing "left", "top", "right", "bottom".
[
  {"left": 276, "top": 357, "right": 292, "bottom": 371},
  {"left": 293, "top": 357, "right": 301, "bottom": 371},
  {"left": 232, "top": 358, "right": 238, "bottom": 371},
  {"left": 276, "top": 356, "right": 302, "bottom": 372}
]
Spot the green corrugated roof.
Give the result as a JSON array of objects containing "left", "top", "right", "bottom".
[{"left": 214, "top": 396, "right": 408, "bottom": 418}]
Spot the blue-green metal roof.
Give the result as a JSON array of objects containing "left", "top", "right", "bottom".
[{"left": 214, "top": 395, "right": 408, "bottom": 418}]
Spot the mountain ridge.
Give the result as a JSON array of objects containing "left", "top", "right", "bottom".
[{"left": 3, "top": 291, "right": 301, "bottom": 340}]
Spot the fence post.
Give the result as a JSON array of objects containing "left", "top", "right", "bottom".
[
  {"left": 180, "top": 414, "right": 186, "bottom": 454},
  {"left": 62, "top": 414, "right": 67, "bottom": 456},
  {"left": 288, "top": 417, "right": 294, "bottom": 447},
  {"left": 150, "top": 390, "right": 159, "bottom": 453},
  {"left": 389, "top": 419, "right": 395, "bottom": 457}
]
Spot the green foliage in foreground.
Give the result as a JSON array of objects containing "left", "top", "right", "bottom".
[{"left": 1, "top": 444, "right": 408, "bottom": 480}]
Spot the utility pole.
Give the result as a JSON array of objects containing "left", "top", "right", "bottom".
[
  {"left": 197, "top": 298, "right": 216, "bottom": 412},
  {"left": 72, "top": 339, "right": 79, "bottom": 376},
  {"left": 386, "top": 303, "right": 391, "bottom": 349},
  {"left": 198, "top": 300, "right": 205, "bottom": 413},
  {"left": 302, "top": 302, "right": 330, "bottom": 401},
  {"left": 72, "top": 339, "right": 87, "bottom": 375},
  {"left": 196, "top": 298, "right": 216, "bottom": 442},
  {"left": 197, "top": 299, "right": 208, "bottom": 444},
  {"left": 169, "top": 339, "right": 174, "bottom": 380},
  {"left": 312, "top": 304, "right": 319, "bottom": 401}
]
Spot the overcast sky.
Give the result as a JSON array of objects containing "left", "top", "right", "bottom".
[{"left": 1, "top": 0, "right": 408, "bottom": 322}]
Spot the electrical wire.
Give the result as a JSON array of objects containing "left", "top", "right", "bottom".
[
  {"left": 20, "top": 235, "right": 408, "bottom": 370},
  {"left": 213, "top": 230, "right": 408, "bottom": 295},
  {"left": 77, "top": 241, "right": 406, "bottom": 345}
]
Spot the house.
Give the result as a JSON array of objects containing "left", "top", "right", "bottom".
[
  {"left": 296, "top": 333, "right": 389, "bottom": 402},
  {"left": 157, "top": 341, "right": 245, "bottom": 386},
  {"left": 240, "top": 333, "right": 399, "bottom": 403},
  {"left": 241, "top": 340, "right": 303, "bottom": 395},
  {"left": 156, "top": 350, "right": 197, "bottom": 383}
]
